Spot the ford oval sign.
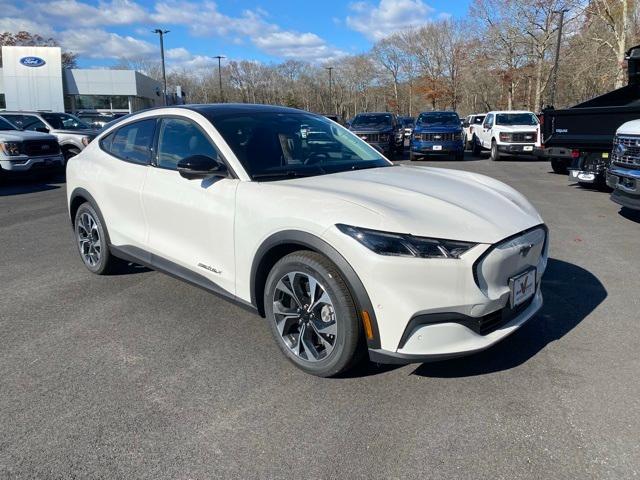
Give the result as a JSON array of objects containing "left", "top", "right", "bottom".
[{"left": 20, "top": 56, "right": 46, "bottom": 67}]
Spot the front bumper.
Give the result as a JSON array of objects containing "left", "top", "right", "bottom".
[
  {"left": 0, "top": 154, "right": 64, "bottom": 172},
  {"left": 607, "top": 167, "right": 640, "bottom": 210},
  {"left": 323, "top": 224, "right": 548, "bottom": 363},
  {"left": 497, "top": 144, "right": 537, "bottom": 154},
  {"left": 410, "top": 139, "right": 464, "bottom": 154}
]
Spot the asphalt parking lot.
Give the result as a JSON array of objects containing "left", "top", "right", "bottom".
[{"left": 1, "top": 153, "right": 639, "bottom": 479}]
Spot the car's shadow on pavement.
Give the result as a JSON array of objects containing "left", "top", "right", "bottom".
[
  {"left": 618, "top": 207, "right": 640, "bottom": 223},
  {"left": 0, "top": 171, "right": 65, "bottom": 196},
  {"left": 410, "top": 258, "right": 606, "bottom": 378}
]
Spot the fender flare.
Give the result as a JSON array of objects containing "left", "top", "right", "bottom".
[{"left": 250, "top": 230, "right": 381, "bottom": 349}]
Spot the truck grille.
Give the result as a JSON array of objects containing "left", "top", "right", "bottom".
[
  {"left": 355, "top": 133, "right": 381, "bottom": 142},
  {"left": 414, "top": 133, "right": 456, "bottom": 141},
  {"left": 612, "top": 135, "right": 640, "bottom": 169},
  {"left": 510, "top": 132, "right": 537, "bottom": 142},
  {"left": 23, "top": 139, "right": 61, "bottom": 156}
]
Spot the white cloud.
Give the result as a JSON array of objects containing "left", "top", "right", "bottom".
[
  {"left": 41, "top": 0, "right": 147, "bottom": 27},
  {"left": 0, "top": 17, "right": 55, "bottom": 37},
  {"left": 59, "top": 29, "right": 156, "bottom": 59},
  {"left": 346, "top": 0, "right": 436, "bottom": 41},
  {"left": 254, "top": 31, "right": 346, "bottom": 63}
]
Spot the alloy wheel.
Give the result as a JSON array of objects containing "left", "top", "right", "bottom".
[
  {"left": 76, "top": 212, "right": 102, "bottom": 267},
  {"left": 272, "top": 271, "right": 337, "bottom": 362}
]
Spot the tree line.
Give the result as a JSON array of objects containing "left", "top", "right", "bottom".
[{"left": 2, "top": 0, "right": 638, "bottom": 117}]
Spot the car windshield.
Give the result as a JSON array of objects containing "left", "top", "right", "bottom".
[
  {"left": 208, "top": 111, "right": 392, "bottom": 181},
  {"left": 416, "top": 112, "right": 459, "bottom": 126},
  {"left": 0, "top": 117, "right": 18, "bottom": 131},
  {"left": 496, "top": 113, "right": 538, "bottom": 126},
  {"left": 401, "top": 118, "right": 414, "bottom": 127},
  {"left": 351, "top": 114, "right": 392, "bottom": 128},
  {"left": 41, "top": 113, "right": 91, "bottom": 130}
]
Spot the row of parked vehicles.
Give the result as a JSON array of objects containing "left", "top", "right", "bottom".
[{"left": 0, "top": 111, "right": 122, "bottom": 179}]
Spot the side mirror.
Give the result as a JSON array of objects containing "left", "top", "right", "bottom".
[
  {"left": 35, "top": 127, "right": 49, "bottom": 133},
  {"left": 177, "top": 155, "right": 228, "bottom": 180}
]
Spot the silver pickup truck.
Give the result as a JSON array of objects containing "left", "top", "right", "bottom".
[
  {"left": 0, "top": 116, "right": 64, "bottom": 178},
  {"left": 0, "top": 111, "right": 98, "bottom": 162}
]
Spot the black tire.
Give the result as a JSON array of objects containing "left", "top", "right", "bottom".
[
  {"left": 264, "top": 251, "right": 364, "bottom": 377},
  {"left": 409, "top": 151, "right": 421, "bottom": 161},
  {"left": 455, "top": 151, "right": 464, "bottom": 161},
  {"left": 63, "top": 147, "right": 81, "bottom": 163},
  {"left": 463, "top": 134, "right": 470, "bottom": 150},
  {"left": 472, "top": 137, "right": 482, "bottom": 157},
  {"left": 490, "top": 140, "right": 500, "bottom": 161},
  {"left": 73, "top": 202, "right": 120, "bottom": 275},
  {"left": 551, "top": 157, "right": 568, "bottom": 174}
]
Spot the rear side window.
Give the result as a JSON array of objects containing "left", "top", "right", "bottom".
[{"left": 103, "top": 119, "right": 156, "bottom": 165}]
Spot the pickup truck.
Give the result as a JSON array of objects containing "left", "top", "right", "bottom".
[
  {"left": 606, "top": 119, "right": 640, "bottom": 210},
  {"left": 348, "top": 112, "right": 404, "bottom": 158},
  {"left": 541, "top": 44, "right": 640, "bottom": 186},
  {"left": 0, "top": 116, "right": 64, "bottom": 179},
  {"left": 462, "top": 113, "right": 486, "bottom": 150},
  {"left": 1, "top": 111, "right": 98, "bottom": 163},
  {"left": 472, "top": 111, "right": 541, "bottom": 161},
  {"left": 410, "top": 111, "right": 464, "bottom": 161}
]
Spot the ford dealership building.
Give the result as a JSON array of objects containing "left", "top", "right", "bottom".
[{"left": 0, "top": 46, "right": 165, "bottom": 114}]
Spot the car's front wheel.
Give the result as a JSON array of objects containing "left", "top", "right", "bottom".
[
  {"left": 264, "top": 251, "right": 363, "bottom": 377},
  {"left": 490, "top": 140, "right": 501, "bottom": 161},
  {"left": 74, "top": 202, "right": 120, "bottom": 275}
]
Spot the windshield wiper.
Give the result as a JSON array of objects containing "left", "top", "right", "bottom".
[{"left": 252, "top": 170, "right": 322, "bottom": 180}]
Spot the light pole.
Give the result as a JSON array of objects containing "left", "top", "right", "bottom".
[
  {"left": 152, "top": 29, "right": 169, "bottom": 106},
  {"left": 549, "top": 9, "right": 568, "bottom": 108},
  {"left": 325, "top": 66, "right": 334, "bottom": 113},
  {"left": 214, "top": 55, "right": 225, "bottom": 102}
]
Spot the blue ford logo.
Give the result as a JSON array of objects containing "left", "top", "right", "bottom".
[
  {"left": 19, "top": 56, "right": 46, "bottom": 67},
  {"left": 615, "top": 143, "right": 627, "bottom": 156}
]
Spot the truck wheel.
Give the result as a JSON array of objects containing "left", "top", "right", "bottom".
[
  {"left": 472, "top": 137, "right": 482, "bottom": 157},
  {"left": 463, "top": 134, "right": 469, "bottom": 150},
  {"left": 551, "top": 158, "right": 568, "bottom": 174},
  {"left": 409, "top": 152, "right": 420, "bottom": 161},
  {"left": 264, "top": 251, "right": 364, "bottom": 377},
  {"left": 490, "top": 141, "right": 500, "bottom": 161},
  {"left": 455, "top": 151, "right": 464, "bottom": 161}
]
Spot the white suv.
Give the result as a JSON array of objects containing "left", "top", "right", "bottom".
[
  {"left": 473, "top": 111, "right": 541, "bottom": 161},
  {"left": 67, "top": 105, "right": 548, "bottom": 377}
]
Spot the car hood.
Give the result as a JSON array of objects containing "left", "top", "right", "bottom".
[
  {"left": 280, "top": 165, "right": 543, "bottom": 244},
  {"left": 617, "top": 119, "right": 640, "bottom": 135},
  {"left": 494, "top": 125, "right": 538, "bottom": 132},
  {"left": 413, "top": 125, "right": 462, "bottom": 134},
  {"left": 0, "top": 130, "right": 57, "bottom": 142},
  {"left": 349, "top": 126, "right": 393, "bottom": 133},
  {"left": 54, "top": 129, "right": 99, "bottom": 136}
]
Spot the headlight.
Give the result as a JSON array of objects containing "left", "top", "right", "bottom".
[
  {"left": 337, "top": 224, "right": 476, "bottom": 259},
  {"left": 413, "top": 133, "right": 422, "bottom": 141},
  {"left": 0, "top": 142, "right": 21, "bottom": 156},
  {"left": 499, "top": 132, "right": 511, "bottom": 142}
]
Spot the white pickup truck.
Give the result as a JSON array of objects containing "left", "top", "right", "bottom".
[
  {"left": 0, "top": 116, "right": 64, "bottom": 179},
  {"left": 472, "top": 110, "right": 541, "bottom": 161},
  {"left": 607, "top": 119, "right": 640, "bottom": 211}
]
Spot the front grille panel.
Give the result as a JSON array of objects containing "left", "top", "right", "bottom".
[
  {"left": 414, "top": 132, "right": 456, "bottom": 141},
  {"left": 23, "top": 139, "right": 61, "bottom": 156},
  {"left": 509, "top": 132, "right": 537, "bottom": 143},
  {"left": 356, "top": 133, "right": 381, "bottom": 142},
  {"left": 612, "top": 135, "right": 640, "bottom": 169},
  {"left": 477, "top": 297, "right": 534, "bottom": 335}
]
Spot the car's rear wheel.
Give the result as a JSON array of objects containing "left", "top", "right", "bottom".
[
  {"left": 409, "top": 152, "right": 421, "bottom": 161},
  {"left": 551, "top": 157, "right": 568, "bottom": 174},
  {"left": 472, "top": 137, "right": 482, "bottom": 156},
  {"left": 74, "top": 202, "right": 119, "bottom": 275},
  {"left": 264, "top": 251, "right": 363, "bottom": 377}
]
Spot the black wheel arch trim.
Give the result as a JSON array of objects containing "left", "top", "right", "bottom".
[
  {"left": 250, "top": 229, "right": 381, "bottom": 349},
  {"left": 68, "top": 188, "right": 113, "bottom": 245}
]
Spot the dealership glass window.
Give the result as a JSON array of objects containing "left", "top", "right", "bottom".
[
  {"left": 107, "top": 119, "right": 156, "bottom": 165},
  {"left": 72, "top": 95, "right": 130, "bottom": 111},
  {"left": 156, "top": 118, "right": 220, "bottom": 170}
]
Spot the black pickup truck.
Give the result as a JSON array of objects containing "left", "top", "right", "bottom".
[{"left": 542, "top": 45, "right": 640, "bottom": 187}]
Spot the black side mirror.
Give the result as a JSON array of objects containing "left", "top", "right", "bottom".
[
  {"left": 35, "top": 127, "right": 49, "bottom": 133},
  {"left": 177, "top": 155, "right": 228, "bottom": 180}
]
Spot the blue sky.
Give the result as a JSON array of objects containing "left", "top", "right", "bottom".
[{"left": 1, "top": 0, "right": 472, "bottom": 69}]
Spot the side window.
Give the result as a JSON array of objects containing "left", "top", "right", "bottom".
[
  {"left": 156, "top": 117, "right": 221, "bottom": 170},
  {"left": 484, "top": 115, "right": 494, "bottom": 128},
  {"left": 107, "top": 119, "right": 156, "bottom": 165}
]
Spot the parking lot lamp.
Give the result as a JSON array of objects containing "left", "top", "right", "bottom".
[
  {"left": 214, "top": 55, "right": 226, "bottom": 102},
  {"left": 549, "top": 9, "right": 568, "bottom": 108},
  {"left": 325, "top": 66, "right": 334, "bottom": 114},
  {"left": 153, "top": 29, "right": 170, "bottom": 106}
]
